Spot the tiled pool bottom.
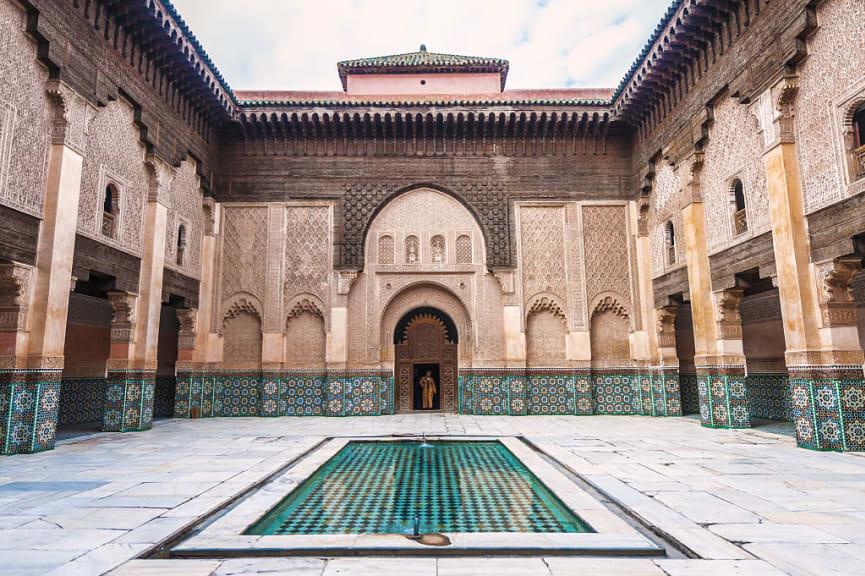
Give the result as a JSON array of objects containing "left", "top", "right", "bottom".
[{"left": 247, "top": 441, "right": 592, "bottom": 535}]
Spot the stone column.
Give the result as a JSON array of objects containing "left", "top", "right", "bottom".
[
  {"left": 679, "top": 153, "right": 749, "bottom": 428},
  {"left": 760, "top": 75, "right": 865, "bottom": 451},
  {"left": 1, "top": 81, "right": 91, "bottom": 454},
  {"left": 697, "top": 288, "right": 749, "bottom": 429},
  {"left": 175, "top": 199, "right": 219, "bottom": 419},
  {"left": 104, "top": 155, "right": 174, "bottom": 432},
  {"left": 646, "top": 305, "right": 683, "bottom": 417}
]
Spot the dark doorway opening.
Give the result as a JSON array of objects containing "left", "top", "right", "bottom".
[{"left": 413, "top": 363, "right": 440, "bottom": 411}]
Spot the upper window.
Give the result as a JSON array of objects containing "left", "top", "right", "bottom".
[
  {"left": 405, "top": 235, "right": 419, "bottom": 264},
  {"left": 731, "top": 179, "right": 748, "bottom": 236},
  {"left": 176, "top": 224, "right": 187, "bottom": 266},
  {"left": 431, "top": 235, "right": 445, "bottom": 264},
  {"left": 456, "top": 234, "right": 472, "bottom": 264},
  {"left": 102, "top": 183, "right": 119, "bottom": 238},
  {"left": 378, "top": 235, "right": 394, "bottom": 264},
  {"left": 664, "top": 221, "right": 676, "bottom": 266}
]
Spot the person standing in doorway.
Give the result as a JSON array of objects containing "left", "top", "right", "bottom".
[{"left": 420, "top": 370, "right": 437, "bottom": 410}]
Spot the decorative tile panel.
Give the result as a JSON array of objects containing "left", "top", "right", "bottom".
[
  {"left": 697, "top": 370, "right": 750, "bottom": 429},
  {"left": 103, "top": 371, "right": 154, "bottom": 432},
  {"left": 747, "top": 373, "right": 791, "bottom": 421},
  {"left": 1, "top": 370, "right": 62, "bottom": 454},
  {"left": 790, "top": 366, "right": 865, "bottom": 452}
]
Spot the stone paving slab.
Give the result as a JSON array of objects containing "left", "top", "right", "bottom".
[{"left": 0, "top": 414, "right": 864, "bottom": 574}]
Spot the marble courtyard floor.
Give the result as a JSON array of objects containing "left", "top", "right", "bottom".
[{"left": 1, "top": 415, "right": 864, "bottom": 575}]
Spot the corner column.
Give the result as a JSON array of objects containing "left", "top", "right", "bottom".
[
  {"left": 104, "top": 156, "right": 174, "bottom": 432},
  {"left": 1, "top": 82, "right": 91, "bottom": 454},
  {"left": 647, "top": 305, "right": 682, "bottom": 417},
  {"left": 760, "top": 76, "right": 865, "bottom": 451}
]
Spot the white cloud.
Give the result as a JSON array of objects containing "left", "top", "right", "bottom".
[{"left": 170, "top": 0, "right": 672, "bottom": 91}]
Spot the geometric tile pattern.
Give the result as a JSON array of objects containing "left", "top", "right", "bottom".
[
  {"left": 593, "top": 374, "right": 641, "bottom": 415},
  {"left": 639, "top": 372, "right": 682, "bottom": 417},
  {"left": 747, "top": 373, "right": 791, "bottom": 422},
  {"left": 173, "top": 371, "right": 394, "bottom": 418},
  {"left": 1, "top": 370, "right": 63, "bottom": 455},
  {"left": 680, "top": 374, "right": 700, "bottom": 415},
  {"left": 103, "top": 371, "right": 155, "bottom": 432},
  {"left": 697, "top": 371, "right": 750, "bottom": 429},
  {"left": 58, "top": 378, "right": 105, "bottom": 426},
  {"left": 790, "top": 368, "right": 865, "bottom": 452},
  {"left": 246, "top": 441, "right": 591, "bottom": 535}
]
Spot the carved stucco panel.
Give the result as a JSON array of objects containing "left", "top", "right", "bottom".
[
  {"left": 649, "top": 162, "right": 685, "bottom": 278},
  {"left": 518, "top": 205, "right": 568, "bottom": 323},
  {"left": 702, "top": 92, "right": 770, "bottom": 252},
  {"left": 583, "top": 205, "right": 632, "bottom": 312},
  {"left": 796, "top": 0, "right": 865, "bottom": 213},
  {"left": 284, "top": 205, "right": 330, "bottom": 311},
  {"left": 163, "top": 157, "right": 203, "bottom": 280},
  {"left": 78, "top": 99, "right": 148, "bottom": 257},
  {"left": 220, "top": 206, "right": 268, "bottom": 312},
  {"left": 0, "top": 1, "right": 53, "bottom": 218}
]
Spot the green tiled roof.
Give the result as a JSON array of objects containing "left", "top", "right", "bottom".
[
  {"left": 238, "top": 98, "right": 608, "bottom": 107},
  {"left": 337, "top": 45, "right": 509, "bottom": 90}
]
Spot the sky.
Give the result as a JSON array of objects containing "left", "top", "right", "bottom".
[{"left": 170, "top": 0, "right": 674, "bottom": 92}]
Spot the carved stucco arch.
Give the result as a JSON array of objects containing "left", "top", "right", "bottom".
[
  {"left": 220, "top": 292, "right": 263, "bottom": 333},
  {"left": 379, "top": 282, "right": 473, "bottom": 363},
  {"left": 357, "top": 183, "right": 493, "bottom": 270},
  {"left": 285, "top": 293, "right": 328, "bottom": 331},
  {"left": 589, "top": 292, "right": 631, "bottom": 327},
  {"left": 525, "top": 292, "right": 567, "bottom": 326}
]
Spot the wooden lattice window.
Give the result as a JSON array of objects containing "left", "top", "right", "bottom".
[
  {"left": 854, "top": 103, "right": 865, "bottom": 180},
  {"left": 456, "top": 234, "right": 472, "bottom": 264},
  {"left": 378, "top": 235, "right": 394, "bottom": 264}
]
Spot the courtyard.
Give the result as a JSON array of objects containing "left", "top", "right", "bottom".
[{"left": 1, "top": 415, "right": 863, "bottom": 575}]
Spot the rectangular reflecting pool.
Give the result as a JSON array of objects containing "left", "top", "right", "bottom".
[{"left": 246, "top": 440, "right": 592, "bottom": 535}]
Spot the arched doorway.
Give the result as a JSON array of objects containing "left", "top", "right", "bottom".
[{"left": 394, "top": 307, "right": 458, "bottom": 412}]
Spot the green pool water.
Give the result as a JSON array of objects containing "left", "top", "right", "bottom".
[{"left": 246, "top": 440, "right": 593, "bottom": 535}]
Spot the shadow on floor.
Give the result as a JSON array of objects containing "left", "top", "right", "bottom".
[{"left": 681, "top": 413, "right": 795, "bottom": 437}]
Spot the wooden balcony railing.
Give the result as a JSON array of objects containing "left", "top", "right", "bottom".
[
  {"left": 855, "top": 144, "right": 865, "bottom": 180},
  {"left": 733, "top": 209, "right": 748, "bottom": 236},
  {"left": 102, "top": 212, "right": 115, "bottom": 238}
]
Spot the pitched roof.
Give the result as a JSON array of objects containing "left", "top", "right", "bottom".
[{"left": 337, "top": 45, "right": 509, "bottom": 90}]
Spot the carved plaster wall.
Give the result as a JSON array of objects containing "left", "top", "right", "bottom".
[
  {"left": 219, "top": 205, "right": 268, "bottom": 321},
  {"left": 702, "top": 91, "right": 770, "bottom": 252},
  {"left": 649, "top": 162, "right": 686, "bottom": 278},
  {"left": 356, "top": 188, "right": 500, "bottom": 366},
  {"left": 164, "top": 157, "right": 204, "bottom": 280},
  {"left": 0, "top": 1, "right": 52, "bottom": 217},
  {"left": 526, "top": 310, "right": 567, "bottom": 367},
  {"left": 583, "top": 204, "right": 634, "bottom": 319},
  {"left": 77, "top": 98, "right": 148, "bottom": 257},
  {"left": 796, "top": 0, "right": 865, "bottom": 212},
  {"left": 223, "top": 311, "right": 262, "bottom": 364}
]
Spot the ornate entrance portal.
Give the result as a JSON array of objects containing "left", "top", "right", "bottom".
[{"left": 394, "top": 308, "right": 458, "bottom": 412}]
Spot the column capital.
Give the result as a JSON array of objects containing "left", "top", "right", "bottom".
[
  {"left": 655, "top": 305, "right": 678, "bottom": 349},
  {"left": 336, "top": 269, "right": 359, "bottom": 295},
  {"left": 144, "top": 154, "right": 176, "bottom": 206},
  {"left": 0, "top": 262, "right": 33, "bottom": 333},
  {"left": 107, "top": 291, "right": 138, "bottom": 343},
  {"left": 45, "top": 80, "right": 94, "bottom": 155},
  {"left": 814, "top": 257, "right": 861, "bottom": 328},
  {"left": 714, "top": 287, "right": 745, "bottom": 341},
  {"left": 176, "top": 308, "right": 198, "bottom": 350}
]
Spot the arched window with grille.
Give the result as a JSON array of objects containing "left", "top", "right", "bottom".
[
  {"left": 176, "top": 224, "right": 187, "bottom": 266},
  {"left": 731, "top": 179, "right": 748, "bottom": 236},
  {"left": 456, "top": 234, "right": 472, "bottom": 264},
  {"left": 664, "top": 221, "right": 676, "bottom": 266},
  {"left": 378, "top": 235, "right": 394, "bottom": 264},
  {"left": 102, "top": 183, "right": 119, "bottom": 238}
]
